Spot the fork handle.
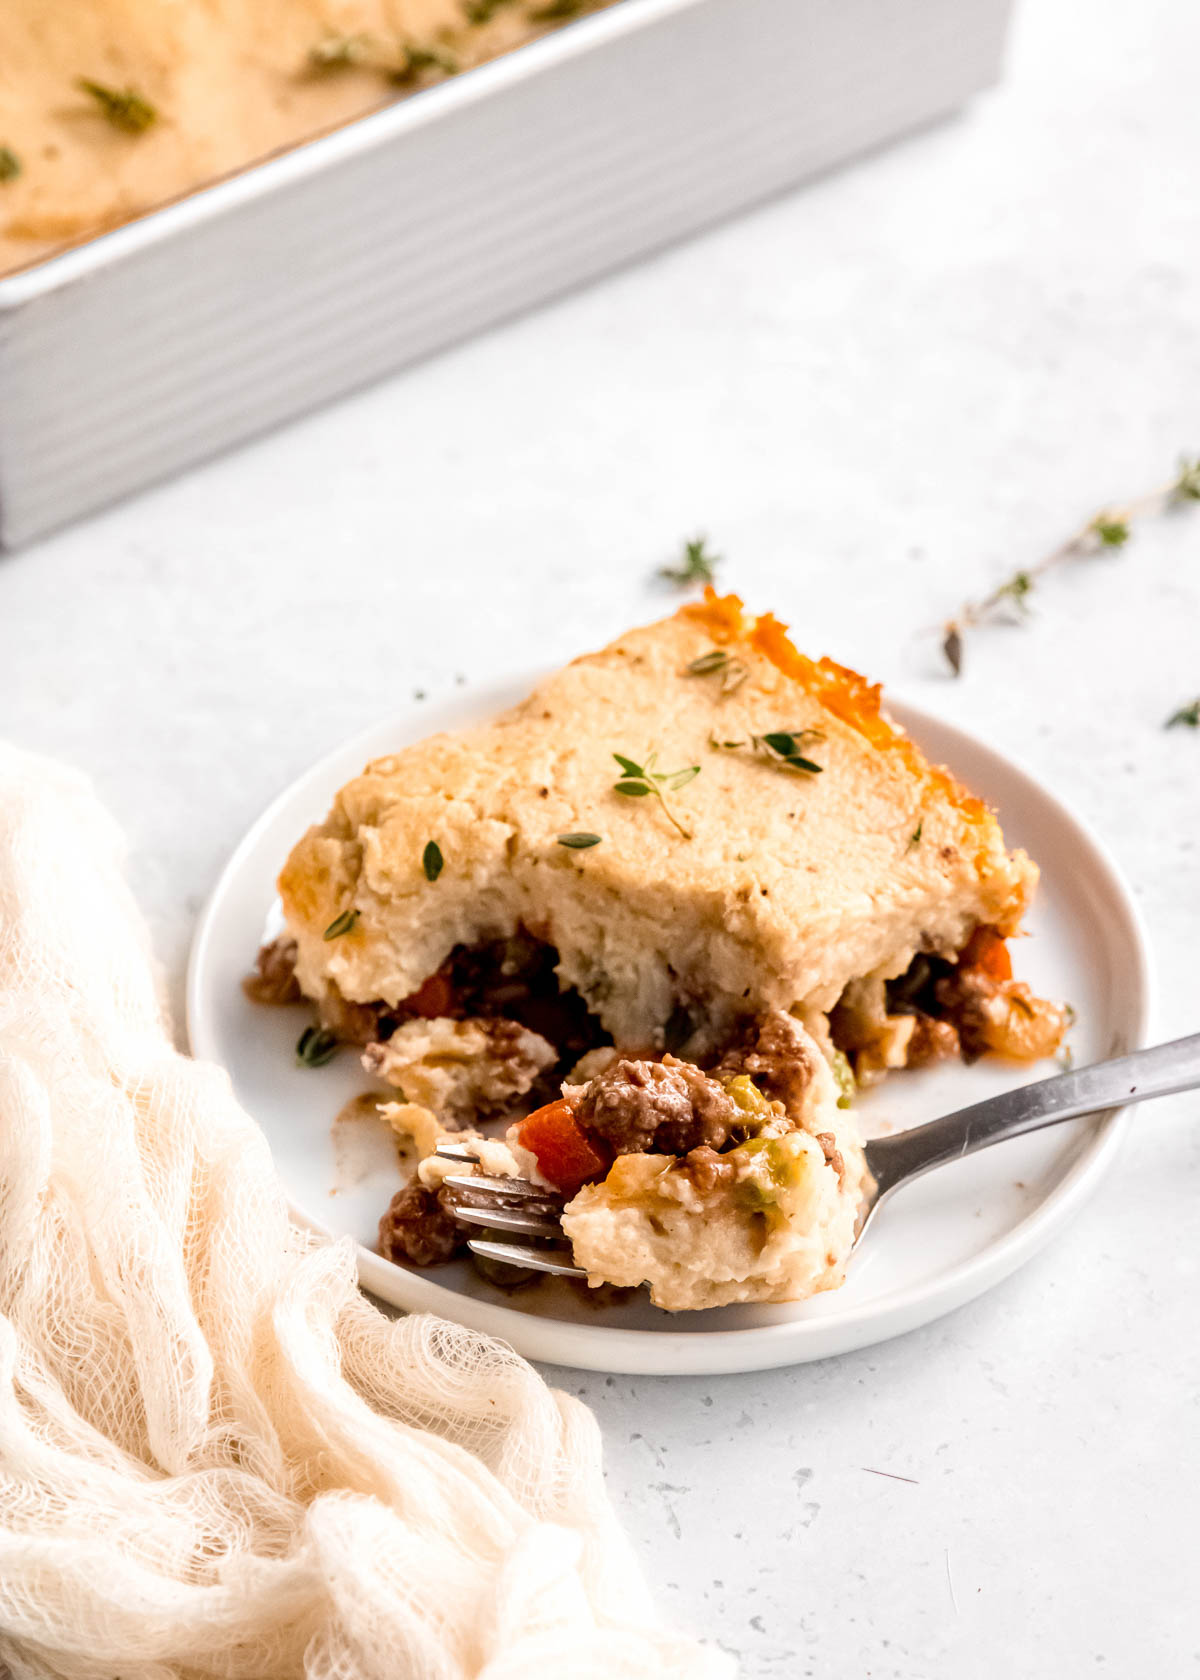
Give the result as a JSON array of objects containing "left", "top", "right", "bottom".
[{"left": 863, "top": 1032, "right": 1200, "bottom": 1197}]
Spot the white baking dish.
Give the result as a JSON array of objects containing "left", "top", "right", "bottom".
[{"left": 0, "top": 0, "right": 1013, "bottom": 548}]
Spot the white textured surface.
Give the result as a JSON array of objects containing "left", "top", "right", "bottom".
[{"left": 1, "top": 0, "right": 1197, "bottom": 1672}]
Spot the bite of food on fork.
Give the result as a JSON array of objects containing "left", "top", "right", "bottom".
[
  {"left": 377, "top": 1010, "right": 868, "bottom": 1312},
  {"left": 381, "top": 1030, "right": 1200, "bottom": 1312}
]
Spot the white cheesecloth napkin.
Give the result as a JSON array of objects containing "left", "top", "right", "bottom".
[{"left": 0, "top": 744, "right": 732, "bottom": 1680}]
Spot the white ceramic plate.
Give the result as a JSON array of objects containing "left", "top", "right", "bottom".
[{"left": 187, "top": 681, "right": 1152, "bottom": 1375}]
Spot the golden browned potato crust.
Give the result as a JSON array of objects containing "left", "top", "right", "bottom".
[{"left": 279, "top": 595, "right": 1037, "bottom": 1051}]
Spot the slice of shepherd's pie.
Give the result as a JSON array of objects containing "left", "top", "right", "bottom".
[{"left": 248, "top": 591, "right": 1067, "bottom": 1311}]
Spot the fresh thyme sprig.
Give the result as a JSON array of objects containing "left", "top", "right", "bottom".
[
  {"left": 323, "top": 909, "right": 360, "bottom": 940},
  {"left": 659, "top": 537, "right": 720, "bottom": 589},
  {"left": 709, "top": 729, "right": 824, "bottom": 776},
  {"left": 0, "top": 147, "right": 20, "bottom": 182},
  {"left": 612, "top": 752, "right": 699, "bottom": 839},
  {"left": 940, "top": 456, "right": 1200, "bottom": 675},
  {"left": 683, "top": 647, "right": 748, "bottom": 693},
  {"left": 1166, "top": 698, "right": 1200, "bottom": 729},
  {"left": 77, "top": 79, "right": 158, "bottom": 134}
]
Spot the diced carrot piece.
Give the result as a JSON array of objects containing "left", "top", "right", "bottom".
[
  {"left": 517, "top": 1099, "right": 610, "bottom": 1197},
  {"left": 401, "top": 970, "right": 455, "bottom": 1018},
  {"left": 962, "top": 925, "right": 1012, "bottom": 982}
]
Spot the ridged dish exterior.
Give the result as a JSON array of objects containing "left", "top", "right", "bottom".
[{"left": 0, "top": 0, "right": 1013, "bottom": 547}]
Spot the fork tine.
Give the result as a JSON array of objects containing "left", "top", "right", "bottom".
[
  {"left": 435, "top": 1144, "right": 482, "bottom": 1164},
  {"left": 467, "top": 1238, "right": 586, "bottom": 1279},
  {"left": 451, "top": 1204, "right": 564, "bottom": 1240},
  {"left": 441, "top": 1172, "right": 557, "bottom": 1204}
]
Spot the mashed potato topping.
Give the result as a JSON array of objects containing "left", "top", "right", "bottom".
[
  {"left": 0, "top": 0, "right": 617, "bottom": 275},
  {"left": 280, "top": 597, "right": 1040, "bottom": 1054}
]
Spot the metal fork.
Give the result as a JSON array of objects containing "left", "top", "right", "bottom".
[
  {"left": 436, "top": 1032, "right": 1200, "bottom": 1280},
  {"left": 434, "top": 1156, "right": 586, "bottom": 1277}
]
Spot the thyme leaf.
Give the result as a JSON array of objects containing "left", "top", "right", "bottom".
[
  {"left": 77, "top": 78, "right": 157, "bottom": 134},
  {"left": 308, "top": 33, "right": 374, "bottom": 69},
  {"left": 611, "top": 751, "right": 699, "bottom": 839},
  {"left": 0, "top": 147, "right": 20, "bottom": 182},
  {"left": 557, "top": 832, "right": 602, "bottom": 848},
  {"left": 1172, "top": 456, "right": 1200, "bottom": 501},
  {"left": 710, "top": 729, "right": 824, "bottom": 776},
  {"left": 684, "top": 647, "right": 748, "bottom": 693},
  {"left": 323, "top": 909, "right": 360, "bottom": 940},
  {"left": 906, "top": 821, "right": 923, "bottom": 851},
  {"left": 1090, "top": 516, "right": 1129, "bottom": 548},
  {"left": 296, "top": 1025, "right": 339, "bottom": 1067},
  {"left": 1166, "top": 698, "right": 1200, "bottom": 729},
  {"left": 423, "top": 840, "right": 444, "bottom": 881},
  {"left": 392, "top": 42, "right": 459, "bottom": 81},
  {"left": 659, "top": 536, "right": 719, "bottom": 588},
  {"left": 686, "top": 649, "right": 730, "bottom": 675},
  {"left": 994, "top": 569, "right": 1035, "bottom": 616},
  {"left": 943, "top": 624, "right": 963, "bottom": 676}
]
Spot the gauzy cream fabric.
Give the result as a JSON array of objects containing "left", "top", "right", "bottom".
[{"left": 0, "top": 746, "right": 730, "bottom": 1680}]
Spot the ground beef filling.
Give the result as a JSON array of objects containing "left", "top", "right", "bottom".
[
  {"left": 884, "top": 952, "right": 967, "bottom": 1049},
  {"left": 679, "top": 1144, "right": 740, "bottom": 1194},
  {"left": 903, "top": 1012, "right": 962, "bottom": 1069},
  {"left": 573, "top": 1057, "right": 741, "bottom": 1156},
  {"left": 443, "top": 934, "right": 606, "bottom": 1069},
  {"left": 830, "top": 930, "right": 1067, "bottom": 1074},
  {"left": 713, "top": 1010, "right": 815, "bottom": 1112},
  {"left": 378, "top": 1010, "right": 819, "bottom": 1271},
  {"left": 378, "top": 1182, "right": 462, "bottom": 1268},
  {"left": 568, "top": 1011, "right": 815, "bottom": 1159},
  {"left": 242, "top": 937, "right": 390, "bottom": 1042},
  {"left": 890, "top": 943, "right": 1065, "bottom": 1062},
  {"left": 250, "top": 936, "right": 827, "bottom": 1272},
  {"left": 247, "top": 930, "right": 609, "bottom": 1095},
  {"left": 242, "top": 937, "right": 302, "bottom": 1006}
]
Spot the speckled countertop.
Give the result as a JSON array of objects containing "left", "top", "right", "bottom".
[{"left": 1, "top": 0, "right": 1197, "bottom": 1672}]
